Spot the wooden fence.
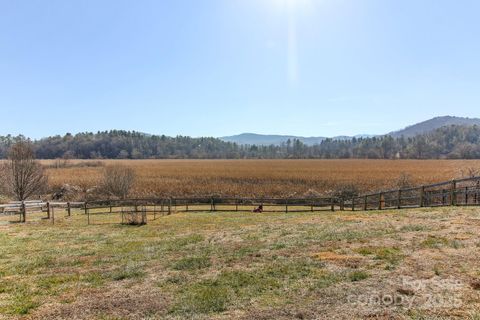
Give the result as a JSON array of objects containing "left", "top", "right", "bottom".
[
  {"left": 346, "top": 176, "right": 480, "bottom": 211},
  {"left": 0, "top": 201, "right": 84, "bottom": 223},
  {"left": 83, "top": 197, "right": 339, "bottom": 224},
  {"left": 2, "top": 176, "right": 480, "bottom": 225},
  {"left": 83, "top": 176, "right": 480, "bottom": 224}
]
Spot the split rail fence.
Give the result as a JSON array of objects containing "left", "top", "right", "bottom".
[
  {"left": 346, "top": 176, "right": 480, "bottom": 211},
  {"left": 2, "top": 176, "right": 480, "bottom": 225},
  {"left": 0, "top": 201, "right": 85, "bottom": 223}
]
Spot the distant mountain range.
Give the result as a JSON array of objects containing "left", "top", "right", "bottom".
[
  {"left": 220, "top": 133, "right": 373, "bottom": 146},
  {"left": 220, "top": 116, "right": 480, "bottom": 146}
]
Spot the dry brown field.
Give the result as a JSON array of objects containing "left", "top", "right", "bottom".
[{"left": 43, "top": 159, "right": 480, "bottom": 198}]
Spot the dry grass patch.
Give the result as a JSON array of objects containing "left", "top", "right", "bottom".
[{"left": 1, "top": 208, "right": 480, "bottom": 319}]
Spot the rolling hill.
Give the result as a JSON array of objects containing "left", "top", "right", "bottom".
[{"left": 389, "top": 116, "right": 480, "bottom": 138}]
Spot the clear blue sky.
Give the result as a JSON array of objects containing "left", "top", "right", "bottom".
[{"left": 1, "top": 0, "right": 479, "bottom": 139}]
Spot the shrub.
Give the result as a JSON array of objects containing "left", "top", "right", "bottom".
[
  {"left": 332, "top": 184, "right": 360, "bottom": 200},
  {"left": 102, "top": 165, "right": 136, "bottom": 199}
]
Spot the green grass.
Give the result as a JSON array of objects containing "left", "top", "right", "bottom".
[
  {"left": 0, "top": 207, "right": 479, "bottom": 318},
  {"left": 110, "top": 263, "right": 147, "bottom": 281},
  {"left": 174, "top": 280, "right": 230, "bottom": 314},
  {"left": 348, "top": 270, "right": 370, "bottom": 282},
  {"left": 400, "top": 224, "right": 429, "bottom": 232},
  {"left": 172, "top": 256, "right": 211, "bottom": 271},
  {"left": 356, "top": 246, "right": 404, "bottom": 265},
  {"left": 421, "top": 235, "right": 448, "bottom": 248}
]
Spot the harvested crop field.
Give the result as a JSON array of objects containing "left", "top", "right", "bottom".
[
  {"left": 2, "top": 207, "right": 480, "bottom": 319},
  {"left": 43, "top": 159, "right": 480, "bottom": 198}
]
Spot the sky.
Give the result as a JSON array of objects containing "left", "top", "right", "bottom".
[{"left": 1, "top": 0, "right": 480, "bottom": 139}]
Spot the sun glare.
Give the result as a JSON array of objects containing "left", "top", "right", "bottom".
[
  {"left": 264, "top": 0, "right": 315, "bottom": 85},
  {"left": 269, "top": 0, "right": 314, "bottom": 12}
]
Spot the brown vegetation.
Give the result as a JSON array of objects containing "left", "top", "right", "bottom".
[
  {"left": 41, "top": 159, "right": 480, "bottom": 199},
  {"left": 102, "top": 165, "right": 136, "bottom": 199}
]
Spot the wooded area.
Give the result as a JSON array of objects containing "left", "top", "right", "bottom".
[{"left": 1, "top": 125, "right": 480, "bottom": 159}]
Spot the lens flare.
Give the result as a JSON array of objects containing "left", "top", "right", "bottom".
[{"left": 269, "top": 0, "right": 314, "bottom": 12}]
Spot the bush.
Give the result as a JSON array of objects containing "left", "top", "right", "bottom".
[
  {"left": 102, "top": 165, "right": 136, "bottom": 199},
  {"left": 121, "top": 208, "right": 146, "bottom": 225},
  {"left": 332, "top": 184, "right": 360, "bottom": 199}
]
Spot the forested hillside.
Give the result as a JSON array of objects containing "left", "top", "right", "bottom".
[
  {"left": 389, "top": 116, "right": 480, "bottom": 138},
  {"left": 1, "top": 125, "right": 480, "bottom": 159}
]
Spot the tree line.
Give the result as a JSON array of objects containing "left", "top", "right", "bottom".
[{"left": 1, "top": 125, "right": 480, "bottom": 159}]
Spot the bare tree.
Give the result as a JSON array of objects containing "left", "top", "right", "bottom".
[
  {"left": 0, "top": 164, "right": 6, "bottom": 198},
  {"left": 102, "top": 165, "right": 136, "bottom": 199},
  {"left": 1, "top": 142, "right": 48, "bottom": 200},
  {"left": 0, "top": 142, "right": 48, "bottom": 221}
]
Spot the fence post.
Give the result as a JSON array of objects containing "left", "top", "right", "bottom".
[
  {"left": 340, "top": 198, "right": 345, "bottom": 211},
  {"left": 235, "top": 199, "right": 238, "bottom": 212},
  {"left": 21, "top": 201, "right": 26, "bottom": 223},
  {"left": 420, "top": 186, "right": 425, "bottom": 207},
  {"left": 476, "top": 181, "right": 479, "bottom": 204},
  {"left": 331, "top": 198, "right": 335, "bottom": 212},
  {"left": 451, "top": 180, "right": 457, "bottom": 206},
  {"left": 52, "top": 205, "right": 55, "bottom": 225},
  {"left": 352, "top": 197, "right": 355, "bottom": 211},
  {"left": 67, "top": 202, "right": 71, "bottom": 217},
  {"left": 168, "top": 198, "right": 172, "bottom": 215},
  {"left": 47, "top": 202, "right": 50, "bottom": 219},
  {"left": 397, "top": 190, "right": 402, "bottom": 209},
  {"left": 465, "top": 186, "right": 469, "bottom": 205},
  {"left": 363, "top": 196, "right": 368, "bottom": 211},
  {"left": 379, "top": 193, "right": 384, "bottom": 210},
  {"left": 84, "top": 202, "right": 87, "bottom": 215}
]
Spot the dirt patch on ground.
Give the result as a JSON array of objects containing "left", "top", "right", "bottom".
[{"left": 28, "top": 286, "right": 169, "bottom": 320}]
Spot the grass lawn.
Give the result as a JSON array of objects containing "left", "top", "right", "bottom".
[{"left": 2, "top": 207, "right": 480, "bottom": 319}]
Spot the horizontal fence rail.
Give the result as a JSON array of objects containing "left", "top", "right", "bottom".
[
  {"left": 345, "top": 176, "right": 480, "bottom": 211},
  {"left": 83, "top": 197, "right": 339, "bottom": 224},
  {"left": 2, "top": 176, "right": 480, "bottom": 225},
  {"left": 0, "top": 201, "right": 85, "bottom": 223}
]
